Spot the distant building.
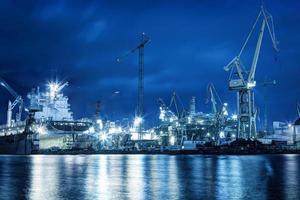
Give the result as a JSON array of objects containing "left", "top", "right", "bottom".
[{"left": 293, "top": 118, "right": 300, "bottom": 144}]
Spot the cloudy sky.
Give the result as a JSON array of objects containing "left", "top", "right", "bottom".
[{"left": 0, "top": 0, "right": 299, "bottom": 128}]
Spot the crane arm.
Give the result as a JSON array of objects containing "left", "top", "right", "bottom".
[
  {"left": 0, "top": 77, "right": 19, "bottom": 98},
  {"left": 224, "top": 57, "right": 246, "bottom": 83},
  {"left": 248, "top": 7, "right": 279, "bottom": 83},
  {"left": 0, "top": 77, "right": 23, "bottom": 122},
  {"left": 57, "top": 82, "right": 68, "bottom": 92},
  {"left": 209, "top": 85, "right": 217, "bottom": 114},
  {"left": 248, "top": 19, "right": 266, "bottom": 83},
  {"left": 116, "top": 33, "right": 150, "bottom": 62}
]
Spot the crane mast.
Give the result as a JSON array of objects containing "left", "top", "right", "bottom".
[
  {"left": 117, "top": 33, "right": 150, "bottom": 139},
  {"left": 224, "top": 6, "right": 278, "bottom": 139}
]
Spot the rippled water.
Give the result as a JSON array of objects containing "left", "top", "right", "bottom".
[{"left": 0, "top": 154, "right": 299, "bottom": 200}]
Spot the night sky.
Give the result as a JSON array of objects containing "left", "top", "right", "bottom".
[{"left": 0, "top": 0, "right": 299, "bottom": 128}]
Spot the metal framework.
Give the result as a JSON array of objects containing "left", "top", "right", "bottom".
[
  {"left": 117, "top": 33, "right": 150, "bottom": 139},
  {"left": 224, "top": 6, "right": 278, "bottom": 139},
  {"left": 0, "top": 77, "right": 23, "bottom": 127}
]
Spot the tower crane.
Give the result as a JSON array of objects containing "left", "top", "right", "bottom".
[
  {"left": 224, "top": 6, "right": 279, "bottom": 139},
  {"left": 117, "top": 33, "right": 150, "bottom": 139},
  {"left": 0, "top": 77, "right": 23, "bottom": 127}
]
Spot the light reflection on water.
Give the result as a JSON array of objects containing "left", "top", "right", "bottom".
[{"left": 0, "top": 154, "right": 299, "bottom": 200}]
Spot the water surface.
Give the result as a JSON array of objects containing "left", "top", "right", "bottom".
[{"left": 0, "top": 154, "right": 299, "bottom": 200}]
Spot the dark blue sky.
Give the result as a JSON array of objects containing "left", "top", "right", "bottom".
[{"left": 0, "top": 0, "right": 299, "bottom": 128}]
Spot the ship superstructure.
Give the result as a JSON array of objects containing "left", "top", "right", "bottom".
[{"left": 28, "top": 81, "right": 73, "bottom": 122}]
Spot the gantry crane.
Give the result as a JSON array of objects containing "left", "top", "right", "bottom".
[
  {"left": 207, "top": 83, "right": 223, "bottom": 115},
  {"left": 224, "top": 6, "right": 279, "bottom": 139},
  {"left": 117, "top": 33, "right": 150, "bottom": 139},
  {"left": 0, "top": 77, "right": 23, "bottom": 127}
]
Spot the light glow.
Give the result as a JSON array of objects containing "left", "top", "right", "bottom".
[
  {"left": 232, "top": 114, "right": 238, "bottom": 120},
  {"left": 247, "top": 81, "right": 256, "bottom": 89},
  {"left": 169, "top": 135, "right": 175, "bottom": 145},
  {"left": 219, "top": 131, "right": 225, "bottom": 138},
  {"left": 133, "top": 117, "right": 143, "bottom": 127},
  {"left": 96, "top": 119, "right": 103, "bottom": 129},
  {"left": 37, "top": 126, "right": 46, "bottom": 135}
]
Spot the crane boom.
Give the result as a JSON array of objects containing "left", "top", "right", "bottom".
[
  {"left": 117, "top": 33, "right": 150, "bottom": 140},
  {"left": 248, "top": 7, "right": 278, "bottom": 83},
  {"left": 207, "top": 84, "right": 217, "bottom": 114},
  {"left": 248, "top": 19, "right": 265, "bottom": 83},
  {"left": 0, "top": 77, "right": 23, "bottom": 125},
  {"left": 0, "top": 77, "right": 19, "bottom": 98}
]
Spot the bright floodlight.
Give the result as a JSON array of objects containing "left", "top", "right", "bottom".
[
  {"left": 288, "top": 123, "right": 292, "bottom": 128},
  {"left": 219, "top": 131, "right": 225, "bottom": 139},
  {"left": 169, "top": 135, "right": 175, "bottom": 145},
  {"left": 48, "top": 82, "right": 60, "bottom": 98},
  {"left": 133, "top": 116, "right": 143, "bottom": 127},
  {"left": 100, "top": 134, "right": 107, "bottom": 141},
  {"left": 247, "top": 81, "right": 256, "bottom": 89},
  {"left": 96, "top": 119, "right": 103, "bottom": 129},
  {"left": 232, "top": 114, "right": 238, "bottom": 120},
  {"left": 37, "top": 126, "right": 46, "bottom": 135}
]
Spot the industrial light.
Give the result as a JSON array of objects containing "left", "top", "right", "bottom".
[
  {"left": 108, "top": 126, "right": 122, "bottom": 134},
  {"left": 100, "top": 134, "right": 107, "bottom": 141},
  {"left": 130, "top": 131, "right": 138, "bottom": 140},
  {"left": 247, "top": 81, "right": 256, "bottom": 89},
  {"left": 96, "top": 119, "right": 103, "bottom": 129},
  {"left": 232, "top": 114, "right": 238, "bottom": 120},
  {"left": 187, "top": 116, "right": 192, "bottom": 124},
  {"left": 37, "top": 126, "right": 46, "bottom": 135},
  {"left": 143, "top": 134, "right": 151, "bottom": 140},
  {"left": 48, "top": 82, "right": 60, "bottom": 98},
  {"left": 88, "top": 127, "right": 95, "bottom": 133},
  {"left": 219, "top": 131, "right": 225, "bottom": 138},
  {"left": 288, "top": 123, "right": 292, "bottom": 128},
  {"left": 169, "top": 135, "right": 175, "bottom": 145},
  {"left": 133, "top": 116, "right": 143, "bottom": 127}
]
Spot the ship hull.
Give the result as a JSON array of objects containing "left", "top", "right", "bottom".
[{"left": 0, "top": 134, "right": 31, "bottom": 154}]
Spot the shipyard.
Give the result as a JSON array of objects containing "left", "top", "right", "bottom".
[
  {"left": 1, "top": 1, "right": 300, "bottom": 200},
  {"left": 0, "top": 5, "right": 299, "bottom": 155}
]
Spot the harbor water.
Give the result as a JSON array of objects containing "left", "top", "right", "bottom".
[{"left": 0, "top": 154, "right": 299, "bottom": 200}]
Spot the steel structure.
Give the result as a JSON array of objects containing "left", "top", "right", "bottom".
[
  {"left": 224, "top": 6, "right": 278, "bottom": 139},
  {"left": 117, "top": 33, "right": 150, "bottom": 139},
  {"left": 261, "top": 80, "right": 276, "bottom": 131},
  {"left": 0, "top": 77, "right": 23, "bottom": 127},
  {"left": 297, "top": 102, "right": 300, "bottom": 117}
]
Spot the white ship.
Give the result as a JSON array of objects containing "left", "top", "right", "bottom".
[{"left": 27, "top": 81, "right": 94, "bottom": 150}]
